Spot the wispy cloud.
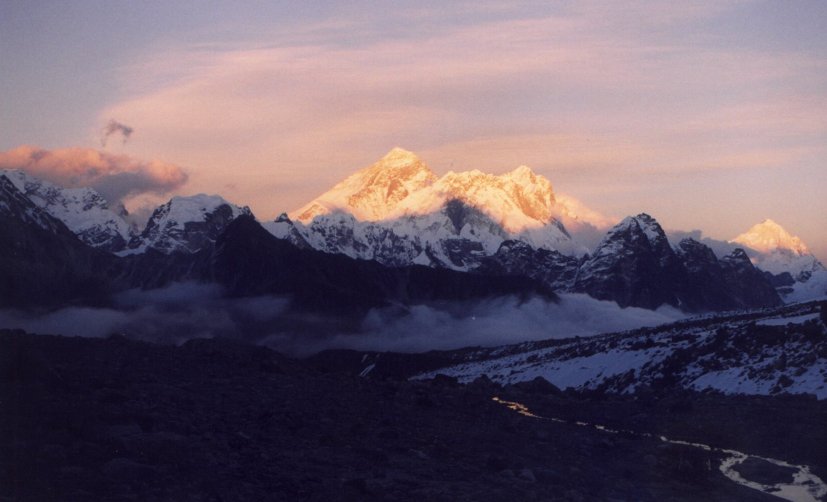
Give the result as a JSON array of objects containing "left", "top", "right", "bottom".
[
  {"left": 95, "top": 1, "right": 827, "bottom": 256},
  {"left": 0, "top": 285, "right": 683, "bottom": 356},
  {"left": 100, "top": 119, "right": 134, "bottom": 146}
]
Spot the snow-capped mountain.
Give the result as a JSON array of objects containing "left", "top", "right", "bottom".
[
  {"left": 731, "top": 219, "right": 827, "bottom": 302},
  {"left": 292, "top": 147, "right": 438, "bottom": 222},
  {"left": 1, "top": 169, "right": 133, "bottom": 252},
  {"left": 0, "top": 174, "right": 66, "bottom": 234},
  {"left": 413, "top": 300, "right": 827, "bottom": 399},
  {"left": 274, "top": 148, "right": 588, "bottom": 269},
  {"left": 731, "top": 219, "right": 824, "bottom": 280},
  {"left": 0, "top": 174, "right": 113, "bottom": 307},
  {"left": 125, "top": 194, "right": 252, "bottom": 254},
  {"left": 0, "top": 169, "right": 255, "bottom": 257}
]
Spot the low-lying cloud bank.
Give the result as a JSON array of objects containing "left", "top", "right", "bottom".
[
  {"left": 0, "top": 283, "right": 684, "bottom": 356},
  {"left": 0, "top": 283, "right": 289, "bottom": 346},
  {"left": 0, "top": 145, "right": 188, "bottom": 207},
  {"left": 275, "top": 294, "right": 684, "bottom": 355}
]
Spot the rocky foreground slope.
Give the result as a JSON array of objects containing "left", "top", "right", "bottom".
[
  {"left": 410, "top": 300, "right": 827, "bottom": 399},
  {"left": 3, "top": 330, "right": 826, "bottom": 501}
]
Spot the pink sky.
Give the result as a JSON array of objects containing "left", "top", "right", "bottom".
[{"left": 1, "top": 1, "right": 825, "bottom": 257}]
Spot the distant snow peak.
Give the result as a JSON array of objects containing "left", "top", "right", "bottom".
[
  {"left": 380, "top": 146, "right": 424, "bottom": 166},
  {"left": 281, "top": 148, "right": 592, "bottom": 268},
  {"left": 433, "top": 165, "right": 558, "bottom": 233},
  {"left": 293, "top": 147, "right": 437, "bottom": 223},
  {"left": 731, "top": 219, "right": 824, "bottom": 283},
  {"left": 732, "top": 219, "right": 809, "bottom": 255},
  {"left": 0, "top": 168, "right": 132, "bottom": 252},
  {"left": 128, "top": 193, "right": 252, "bottom": 254},
  {"left": 292, "top": 148, "right": 566, "bottom": 231}
]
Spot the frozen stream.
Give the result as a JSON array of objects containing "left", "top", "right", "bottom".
[{"left": 492, "top": 397, "right": 827, "bottom": 502}]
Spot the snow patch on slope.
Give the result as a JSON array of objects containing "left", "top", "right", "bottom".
[
  {"left": 414, "top": 301, "right": 827, "bottom": 399},
  {"left": 1, "top": 169, "right": 132, "bottom": 250}
]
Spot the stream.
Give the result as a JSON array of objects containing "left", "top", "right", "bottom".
[{"left": 492, "top": 397, "right": 827, "bottom": 502}]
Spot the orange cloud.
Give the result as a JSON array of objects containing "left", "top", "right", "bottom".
[{"left": 0, "top": 145, "right": 188, "bottom": 206}]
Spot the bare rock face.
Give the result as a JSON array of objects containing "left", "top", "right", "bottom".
[
  {"left": 476, "top": 240, "right": 580, "bottom": 291},
  {"left": 719, "top": 248, "right": 784, "bottom": 308},
  {"left": 573, "top": 214, "right": 688, "bottom": 309},
  {"left": 573, "top": 215, "right": 781, "bottom": 311},
  {"left": 0, "top": 175, "right": 114, "bottom": 308}
]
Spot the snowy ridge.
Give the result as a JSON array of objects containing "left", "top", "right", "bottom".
[
  {"left": 0, "top": 174, "right": 68, "bottom": 233},
  {"left": 125, "top": 194, "right": 252, "bottom": 254},
  {"left": 1, "top": 169, "right": 133, "bottom": 252},
  {"left": 413, "top": 301, "right": 827, "bottom": 399},
  {"left": 731, "top": 219, "right": 826, "bottom": 301},
  {"left": 293, "top": 147, "right": 438, "bottom": 222},
  {"left": 731, "top": 219, "right": 824, "bottom": 280},
  {"left": 784, "top": 271, "right": 827, "bottom": 303},
  {"left": 276, "top": 148, "right": 592, "bottom": 269},
  {"left": 732, "top": 219, "right": 810, "bottom": 255}
]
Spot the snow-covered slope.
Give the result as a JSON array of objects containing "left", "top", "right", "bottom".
[
  {"left": 732, "top": 219, "right": 809, "bottom": 256},
  {"left": 731, "top": 219, "right": 826, "bottom": 301},
  {"left": 293, "top": 147, "right": 438, "bottom": 222},
  {"left": 278, "top": 148, "right": 588, "bottom": 269},
  {"left": 126, "top": 194, "right": 252, "bottom": 254},
  {"left": 732, "top": 219, "right": 824, "bottom": 278},
  {"left": 1, "top": 169, "right": 133, "bottom": 252},
  {"left": 0, "top": 174, "right": 67, "bottom": 233},
  {"left": 413, "top": 301, "right": 827, "bottom": 399}
]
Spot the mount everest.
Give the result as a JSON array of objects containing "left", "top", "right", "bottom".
[{"left": 268, "top": 147, "right": 588, "bottom": 268}]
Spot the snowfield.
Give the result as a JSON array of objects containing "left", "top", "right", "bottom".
[{"left": 414, "top": 301, "right": 827, "bottom": 399}]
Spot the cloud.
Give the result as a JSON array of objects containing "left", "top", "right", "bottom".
[
  {"left": 260, "top": 293, "right": 684, "bottom": 355},
  {"left": 101, "top": 119, "right": 134, "bottom": 146},
  {"left": 97, "top": 1, "right": 827, "bottom": 230},
  {"left": 0, "top": 282, "right": 291, "bottom": 345},
  {"left": 0, "top": 145, "right": 188, "bottom": 206},
  {"left": 0, "top": 282, "right": 684, "bottom": 357}
]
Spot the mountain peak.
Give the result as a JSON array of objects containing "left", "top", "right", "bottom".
[
  {"left": 731, "top": 219, "right": 809, "bottom": 255},
  {"left": 1, "top": 168, "right": 133, "bottom": 252},
  {"left": 509, "top": 165, "right": 535, "bottom": 178},
  {"left": 380, "top": 147, "right": 420, "bottom": 164},
  {"left": 615, "top": 213, "right": 661, "bottom": 237},
  {"left": 597, "top": 214, "right": 669, "bottom": 259},
  {"left": 292, "top": 149, "right": 437, "bottom": 223},
  {"left": 125, "top": 193, "right": 252, "bottom": 254}
]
